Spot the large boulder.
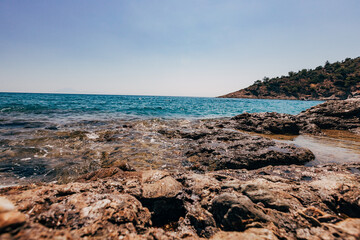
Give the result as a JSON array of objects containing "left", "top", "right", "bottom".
[
  {"left": 232, "top": 112, "right": 300, "bottom": 134},
  {"left": 184, "top": 129, "right": 314, "bottom": 170}
]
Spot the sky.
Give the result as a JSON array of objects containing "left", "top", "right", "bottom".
[{"left": 1, "top": 0, "right": 360, "bottom": 97}]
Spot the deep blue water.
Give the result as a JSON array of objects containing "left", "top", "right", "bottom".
[{"left": 0, "top": 92, "right": 322, "bottom": 121}]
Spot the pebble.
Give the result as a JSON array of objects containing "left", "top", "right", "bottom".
[
  {"left": 0, "top": 197, "right": 26, "bottom": 231},
  {"left": 0, "top": 197, "right": 15, "bottom": 213}
]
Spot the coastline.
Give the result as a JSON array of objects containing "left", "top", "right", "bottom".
[
  {"left": 0, "top": 98, "right": 359, "bottom": 239},
  {"left": 217, "top": 94, "right": 358, "bottom": 101}
]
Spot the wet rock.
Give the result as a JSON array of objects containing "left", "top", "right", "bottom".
[
  {"left": 102, "top": 160, "right": 136, "bottom": 171},
  {"left": 78, "top": 167, "right": 124, "bottom": 181},
  {"left": 185, "top": 129, "right": 314, "bottom": 170},
  {"left": 232, "top": 112, "right": 299, "bottom": 134}
]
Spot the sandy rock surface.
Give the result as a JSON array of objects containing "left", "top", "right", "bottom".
[{"left": 1, "top": 163, "right": 359, "bottom": 239}]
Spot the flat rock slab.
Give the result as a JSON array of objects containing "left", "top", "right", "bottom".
[{"left": 182, "top": 128, "right": 314, "bottom": 170}]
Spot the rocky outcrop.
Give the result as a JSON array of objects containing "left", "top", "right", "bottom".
[
  {"left": 182, "top": 129, "right": 314, "bottom": 170},
  {"left": 229, "top": 98, "right": 360, "bottom": 135},
  {"left": 298, "top": 98, "right": 360, "bottom": 131},
  {"left": 231, "top": 112, "right": 301, "bottom": 134},
  {"left": 1, "top": 164, "right": 360, "bottom": 239}
]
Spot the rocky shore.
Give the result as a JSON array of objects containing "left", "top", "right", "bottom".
[
  {"left": 1, "top": 164, "right": 359, "bottom": 239},
  {"left": 228, "top": 98, "right": 360, "bottom": 135},
  {"left": 0, "top": 99, "right": 359, "bottom": 239}
]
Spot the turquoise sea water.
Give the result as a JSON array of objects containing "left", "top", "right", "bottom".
[{"left": 0, "top": 92, "right": 322, "bottom": 122}]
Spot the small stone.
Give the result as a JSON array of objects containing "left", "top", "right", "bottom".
[
  {"left": 141, "top": 170, "right": 169, "bottom": 184},
  {"left": 0, "top": 211, "right": 26, "bottom": 231},
  {"left": 0, "top": 197, "right": 15, "bottom": 213},
  {"left": 335, "top": 218, "right": 360, "bottom": 236},
  {"left": 142, "top": 176, "right": 183, "bottom": 199},
  {"left": 113, "top": 160, "right": 136, "bottom": 171},
  {"left": 210, "top": 228, "right": 278, "bottom": 240}
]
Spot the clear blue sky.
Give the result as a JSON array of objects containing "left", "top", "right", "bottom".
[{"left": 1, "top": 0, "right": 360, "bottom": 97}]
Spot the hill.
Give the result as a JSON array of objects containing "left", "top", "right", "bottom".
[{"left": 219, "top": 57, "right": 360, "bottom": 100}]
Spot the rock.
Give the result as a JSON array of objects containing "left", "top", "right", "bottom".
[
  {"left": 295, "top": 218, "right": 360, "bottom": 240},
  {"left": 142, "top": 176, "right": 183, "bottom": 199},
  {"left": 0, "top": 198, "right": 15, "bottom": 213},
  {"left": 298, "top": 98, "right": 360, "bottom": 132},
  {"left": 335, "top": 218, "right": 360, "bottom": 237},
  {"left": 228, "top": 98, "right": 360, "bottom": 135},
  {"left": 111, "top": 160, "right": 136, "bottom": 171},
  {"left": 350, "top": 127, "right": 360, "bottom": 135},
  {"left": 232, "top": 112, "right": 299, "bottom": 135},
  {"left": 185, "top": 202, "right": 217, "bottom": 238},
  {"left": 241, "top": 178, "right": 303, "bottom": 212},
  {"left": 210, "top": 228, "right": 279, "bottom": 240},
  {"left": 140, "top": 174, "right": 185, "bottom": 228},
  {"left": 0, "top": 197, "right": 26, "bottom": 232},
  {"left": 0, "top": 211, "right": 26, "bottom": 232},
  {"left": 185, "top": 129, "right": 314, "bottom": 170},
  {"left": 78, "top": 167, "right": 140, "bottom": 182},
  {"left": 308, "top": 173, "right": 360, "bottom": 218},
  {"left": 141, "top": 170, "right": 169, "bottom": 184},
  {"left": 36, "top": 193, "right": 151, "bottom": 231},
  {"left": 2, "top": 164, "right": 360, "bottom": 239},
  {"left": 210, "top": 193, "right": 269, "bottom": 231}
]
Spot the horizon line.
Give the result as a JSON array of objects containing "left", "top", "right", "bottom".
[{"left": 0, "top": 91, "right": 217, "bottom": 98}]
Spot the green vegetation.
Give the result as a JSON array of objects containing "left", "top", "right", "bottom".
[{"left": 245, "top": 57, "right": 360, "bottom": 99}]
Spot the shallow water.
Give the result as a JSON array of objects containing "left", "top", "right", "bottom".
[
  {"left": 0, "top": 119, "right": 194, "bottom": 187},
  {"left": 250, "top": 130, "right": 360, "bottom": 166}
]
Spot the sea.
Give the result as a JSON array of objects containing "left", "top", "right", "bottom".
[{"left": 0, "top": 92, "right": 321, "bottom": 122}]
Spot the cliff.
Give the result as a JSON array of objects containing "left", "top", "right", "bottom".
[{"left": 219, "top": 57, "right": 360, "bottom": 100}]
